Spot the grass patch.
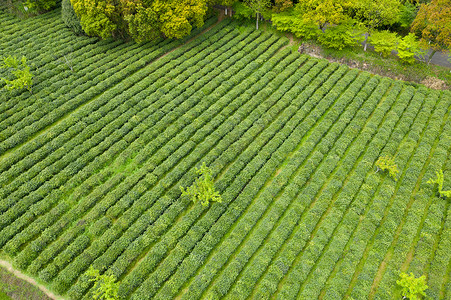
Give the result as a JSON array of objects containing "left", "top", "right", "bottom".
[{"left": 0, "top": 266, "right": 49, "bottom": 300}]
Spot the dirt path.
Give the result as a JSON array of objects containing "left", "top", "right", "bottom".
[{"left": 0, "top": 260, "right": 63, "bottom": 300}]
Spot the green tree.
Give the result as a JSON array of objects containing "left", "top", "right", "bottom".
[
  {"left": 296, "top": 0, "right": 351, "bottom": 31},
  {"left": 317, "top": 21, "right": 364, "bottom": 50},
  {"left": 86, "top": 266, "right": 119, "bottom": 300},
  {"left": 397, "top": 33, "right": 426, "bottom": 64},
  {"left": 70, "top": 0, "right": 210, "bottom": 42},
  {"left": 0, "top": 55, "right": 33, "bottom": 93},
  {"left": 180, "top": 163, "right": 222, "bottom": 207},
  {"left": 397, "top": 272, "right": 428, "bottom": 300},
  {"left": 244, "top": 0, "right": 271, "bottom": 30},
  {"left": 62, "top": 0, "right": 84, "bottom": 35},
  {"left": 352, "top": 0, "right": 402, "bottom": 50},
  {"left": 368, "top": 30, "right": 399, "bottom": 57},
  {"left": 411, "top": 0, "right": 451, "bottom": 63}
]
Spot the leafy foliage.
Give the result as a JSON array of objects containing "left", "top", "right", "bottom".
[
  {"left": 375, "top": 156, "right": 399, "bottom": 181},
  {"left": 24, "top": 0, "right": 56, "bottom": 12},
  {"left": 273, "top": 0, "right": 292, "bottom": 13},
  {"left": 62, "top": 0, "right": 84, "bottom": 35},
  {"left": 271, "top": 14, "right": 321, "bottom": 39},
  {"left": 86, "top": 266, "right": 119, "bottom": 300},
  {"left": 396, "top": 272, "right": 428, "bottom": 300},
  {"left": 317, "top": 21, "right": 364, "bottom": 50},
  {"left": 71, "top": 0, "right": 209, "bottom": 41},
  {"left": 244, "top": 0, "right": 271, "bottom": 29},
  {"left": 0, "top": 55, "right": 33, "bottom": 93},
  {"left": 411, "top": 0, "right": 451, "bottom": 53},
  {"left": 295, "top": 0, "right": 351, "bottom": 30},
  {"left": 352, "top": 0, "right": 401, "bottom": 30},
  {"left": 180, "top": 163, "right": 222, "bottom": 206},
  {"left": 232, "top": 1, "right": 254, "bottom": 20},
  {"left": 398, "top": 1, "right": 418, "bottom": 29},
  {"left": 427, "top": 169, "right": 451, "bottom": 198},
  {"left": 397, "top": 33, "right": 426, "bottom": 64},
  {"left": 368, "top": 30, "right": 399, "bottom": 57}
]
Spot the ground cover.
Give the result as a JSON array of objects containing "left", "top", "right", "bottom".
[{"left": 0, "top": 8, "right": 450, "bottom": 300}]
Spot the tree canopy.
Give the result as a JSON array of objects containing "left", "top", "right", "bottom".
[
  {"left": 411, "top": 0, "right": 451, "bottom": 53},
  {"left": 70, "top": 0, "right": 211, "bottom": 42}
]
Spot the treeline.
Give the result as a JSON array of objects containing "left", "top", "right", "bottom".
[
  {"left": 235, "top": 0, "right": 450, "bottom": 63},
  {"left": 1, "top": 0, "right": 449, "bottom": 63}
]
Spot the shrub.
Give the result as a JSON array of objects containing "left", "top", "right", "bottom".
[
  {"left": 317, "top": 23, "right": 364, "bottom": 50},
  {"left": 397, "top": 33, "right": 425, "bottom": 64},
  {"left": 86, "top": 266, "right": 119, "bottom": 300},
  {"left": 427, "top": 169, "right": 451, "bottom": 198},
  {"left": 62, "top": 0, "right": 84, "bottom": 35},
  {"left": 368, "top": 30, "right": 399, "bottom": 57},
  {"left": 180, "top": 163, "right": 222, "bottom": 206},
  {"left": 396, "top": 272, "right": 428, "bottom": 300},
  {"left": 375, "top": 156, "right": 399, "bottom": 181},
  {"left": 0, "top": 55, "right": 33, "bottom": 93}
]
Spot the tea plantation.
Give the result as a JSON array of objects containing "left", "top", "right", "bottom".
[{"left": 0, "top": 8, "right": 450, "bottom": 300}]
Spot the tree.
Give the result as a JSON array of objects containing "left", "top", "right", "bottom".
[
  {"left": 396, "top": 272, "right": 428, "bottom": 300},
  {"left": 317, "top": 21, "right": 364, "bottom": 50},
  {"left": 296, "top": 0, "right": 351, "bottom": 31},
  {"left": 62, "top": 0, "right": 84, "bottom": 35},
  {"left": 397, "top": 33, "right": 426, "bottom": 64},
  {"left": 86, "top": 266, "right": 119, "bottom": 300},
  {"left": 0, "top": 55, "right": 33, "bottom": 94},
  {"left": 411, "top": 0, "right": 451, "bottom": 63},
  {"left": 273, "top": 0, "right": 292, "bottom": 13},
  {"left": 180, "top": 163, "right": 222, "bottom": 207},
  {"left": 70, "top": 0, "right": 210, "bottom": 42},
  {"left": 244, "top": 0, "right": 271, "bottom": 30},
  {"left": 352, "top": 0, "right": 402, "bottom": 50},
  {"left": 368, "top": 30, "right": 399, "bottom": 57}
]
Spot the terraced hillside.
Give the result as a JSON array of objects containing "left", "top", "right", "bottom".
[{"left": 1, "top": 8, "right": 450, "bottom": 300}]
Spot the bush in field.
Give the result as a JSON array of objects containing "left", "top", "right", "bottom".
[
  {"left": 396, "top": 272, "right": 428, "bottom": 300},
  {"left": 180, "top": 163, "right": 222, "bottom": 206},
  {"left": 86, "top": 266, "right": 119, "bottom": 300},
  {"left": 427, "top": 169, "right": 451, "bottom": 199},
  {"left": 375, "top": 156, "right": 399, "bottom": 181},
  {"left": 62, "top": 0, "right": 84, "bottom": 35},
  {"left": 0, "top": 55, "right": 33, "bottom": 93}
]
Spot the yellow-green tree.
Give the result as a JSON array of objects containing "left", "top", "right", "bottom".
[
  {"left": 296, "top": 0, "right": 351, "bottom": 31},
  {"left": 411, "top": 0, "right": 451, "bottom": 63},
  {"left": 352, "top": 0, "right": 401, "bottom": 50},
  {"left": 70, "top": 0, "right": 211, "bottom": 42}
]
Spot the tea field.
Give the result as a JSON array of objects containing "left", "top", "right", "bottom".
[{"left": 0, "top": 8, "right": 450, "bottom": 300}]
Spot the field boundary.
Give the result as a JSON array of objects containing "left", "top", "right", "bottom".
[{"left": 0, "top": 259, "right": 63, "bottom": 300}]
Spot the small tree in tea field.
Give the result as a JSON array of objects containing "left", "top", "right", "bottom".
[
  {"left": 181, "top": 163, "right": 222, "bottom": 206},
  {"left": 0, "top": 55, "right": 33, "bottom": 93},
  {"left": 375, "top": 156, "right": 399, "bottom": 181},
  {"left": 86, "top": 266, "right": 119, "bottom": 300},
  {"left": 397, "top": 272, "right": 428, "bottom": 300}
]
